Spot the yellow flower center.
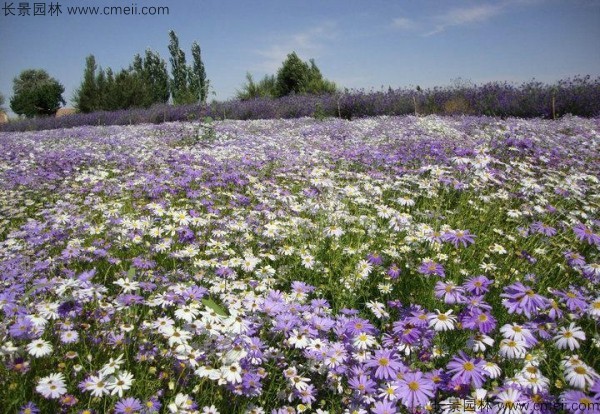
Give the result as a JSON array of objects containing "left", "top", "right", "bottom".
[{"left": 408, "top": 381, "right": 420, "bottom": 391}]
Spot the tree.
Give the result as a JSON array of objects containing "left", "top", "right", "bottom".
[
  {"left": 275, "top": 52, "right": 310, "bottom": 97},
  {"left": 95, "top": 68, "right": 108, "bottom": 110},
  {"left": 305, "top": 59, "right": 336, "bottom": 94},
  {"left": 275, "top": 52, "right": 336, "bottom": 97},
  {"left": 0, "top": 92, "right": 4, "bottom": 109},
  {"left": 168, "top": 30, "right": 190, "bottom": 105},
  {"left": 236, "top": 73, "right": 277, "bottom": 100},
  {"left": 103, "top": 68, "right": 116, "bottom": 110},
  {"left": 73, "top": 55, "right": 98, "bottom": 113},
  {"left": 143, "top": 49, "right": 170, "bottom": 105},
  {"left": 10, "top": 69, "right": 65, "bottom": 117},
  {"left": 190, "top": 42, "right": 208, "bottom": 103}
]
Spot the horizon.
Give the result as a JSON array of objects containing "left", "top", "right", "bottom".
[{"left": 1, "top": 0, "right": 599, "bottom": 116}]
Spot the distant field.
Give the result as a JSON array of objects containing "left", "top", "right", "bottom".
[{"left": 0, "top": 115, "right": 599, "bottom": 413}]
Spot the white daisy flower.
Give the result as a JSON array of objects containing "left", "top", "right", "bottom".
[
  {"left": 36, "top": 372, "right": 67, "bottom": 399},
  {"left": 428, "top": 309, "right": 456, "bottom": 331},
  {"left": 220, "top": 362, "right": 242, "bottom": 384},
  {"left": 499, "top": 339, "right": 527, "bottom": 359},
  {"left": 83, "top": 374, "right": 110, "bottom": 397},
  {"left": 564, "top": 363, "right": 599, "bottom": 389},
  {"left": 114, "top": 277, "right": 139, "bottom": 293},
  {"left": 554, "top": 323, "right": 586, "bottom": 350},
  {"left": 353, "top": 332, "right": 377, "bottom": 350},
  {"left": 107, "top": 371, "right": 134, "bottom": 397},
  {"left": 99, "top": 354, "right": 125, "bottom": 377},
  {"left": 26, "top": 339, "right": 53, "bottom": 357},
  {"left": 60, "top": 330, "right": 79, "bottom": 344}
]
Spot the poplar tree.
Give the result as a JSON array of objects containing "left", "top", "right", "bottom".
[
  {"left": 168, "top": 30, "right": 189, "bottom": 105},
  {"left": 190, "top": 41, "right": 208, "bottom": 103}
]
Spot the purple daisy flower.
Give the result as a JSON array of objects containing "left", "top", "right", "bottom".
[
  {"left": 9, "top": 317, "right": 34, "bottom": 340},
  {"left": 345, "top": 317, "right": 378, "bottom": 335},
  {"left": 531, "top": 221, "right": 557, "bottom": 236},
  {"left": 446, "top": 351, "right": 488, "bottom": 388},
  {"left": 418, "top": 260, "right": 445, "bottom": 277},
  {"left": 19, "top": 402, "right": 40, "bottom": 414},
  {"left": 241, "top": 372, "right": 263, "bottom": 396},
  {"left": 442, "top": 229, "right": 475, "bottom": 247},
  {"left": 560, "top": 390, "right": 600, "bottom": 414},
  {"left": 554, "top": 287, "right": 589, "bottom": 312},
  {"left": 573, "top": 223, "right": 600, "bottom": 245},
  {"left": 391, "top": 321, "right": 422, "bottom": 345},
  {"left": 365, "top": 349, "right": 404, "bottom": 380},
  {"left": 296, "top": 384, "right": 317, "bottom": 405},
  {"left": 396, "top": 371, "right": 435, "bottom": 410},
  {"left": 143, "top": 396, "right": 162, "bottom": 413},
  {"left": 564, "top": 251, "right": 587, "bottom": 268},
  {"left": 348, "top": 374, "right": 377, "bottom": 395},
  {"left": 501, "top": 282, "right": 549, "bottom": 318},
  {"left": 434, "top": 281, "right": 466, "bottom": 304},
  {"left": 463, "top": 275, "right": 492, "bottom": 295},
  {"left": 114, "top": 397, "right": 143, "bottom": 414},
  {"left": 461, "top": 308, "right": 497, "bottom": 334},
  {"left": 367, "top": 252, "right": 384, "bottom": 266},
  {"left": 371, "top": 399, "right": 397, "bottom": 414},
  {"left": 387, "top": 263, "right": 401, "bottom": 279}
]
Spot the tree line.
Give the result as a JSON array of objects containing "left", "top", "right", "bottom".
[
  {"left": 2, "top": 31, "right": 337, "bottom": 118},
  {"left": 3, "top": 31, "right": 209, "bottom": 118},
  {"left": 74, "top": 31, "right": 208, "bottom": 113}
]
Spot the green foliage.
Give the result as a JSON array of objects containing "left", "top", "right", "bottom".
[
  {"left": 74, "top": 49, "right": 170, "bottom": 113},
  {"left": 275, "top": 52, "right": 310, "bottom": 97},
  {"left": 236, "top": 73, "right": 277, "bottom": 100},
  {"left": 190, "top": 42, "right": 208, "bottom": 104},
  {"left": 201, "top": 297, "right": 228, "bottom": 316},
  {"left": 237, "top": 54, "right": 335, "bottom": 100},
  {"left": 305, "top": 58, "right": 337, "bottom": 95},
  {"left": 10, "top": 69, "right": 65, "bottom": 117},
  {"left": 73, "top": 55, "right": 98, "bottom": 112},
  {"left": 168, "top": 30, "right": 192, "bottom": 105},
  {"left": 143, "top": 49, "right": 170, "bottom": 105},
  {"left": 313, "top": 102, "right": 328, "bottom": 120},
  {"left": 0, "top": 92, "right": 5, "bottom": 109},
  {"left": 275, "top": 53, "right": 337, "bottom": 97},
  {"left": 111, "top": 69, "right": 149, "bottom": 110},
  {"left": 73, "top": 31, "right": 205, "bottom": 112},
  {"left": 169, "top": 33, "right": 209, "bottom": 105}
]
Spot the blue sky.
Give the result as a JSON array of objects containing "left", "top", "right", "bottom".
[{"left": 1, "top": 0, "right": 599, "bottom": 112}]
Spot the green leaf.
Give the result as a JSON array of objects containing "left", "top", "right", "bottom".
[
  {"left": 202, "top": 298, "right": 228, "bottom": 316},
  {"left": 127, "top": 267, "right": 136, "bottom": 279}
]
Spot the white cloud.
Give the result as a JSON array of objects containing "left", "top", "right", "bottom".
[
  {"left": 255, "top": 22, "right": 337, "bottom": 73},
  {"left": 426, "top": 3, "right": 505, "bottom": 36},
  {"left": 392, "top": 16, "right": 416, "bottom": 30}
]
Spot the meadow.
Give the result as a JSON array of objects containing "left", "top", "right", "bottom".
[{"left": 0, "top": 114, "right": 599, "bottom": 413}]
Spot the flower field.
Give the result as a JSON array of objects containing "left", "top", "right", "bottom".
[{"left": 1, "top": 115, "right": 599, "bottom": 413}]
